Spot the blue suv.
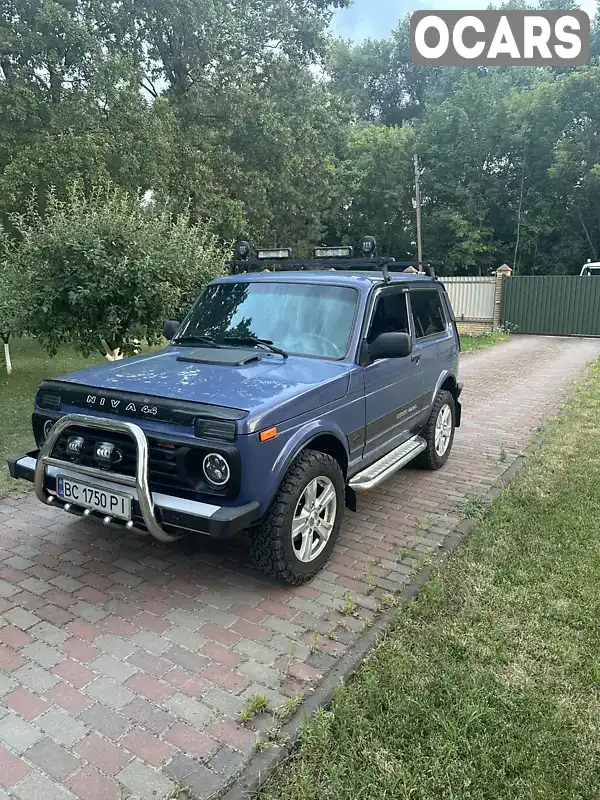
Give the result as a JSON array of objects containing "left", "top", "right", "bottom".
[{"left": 8, "top": 238, "right": 462, "bottom": 584}]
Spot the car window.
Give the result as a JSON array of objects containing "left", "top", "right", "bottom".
[
  {"left": 411, "top": 289, "right": 447, "bottom": 339},
  {"left": 367, "top": 292, "right": 409, "bottom": 343}
]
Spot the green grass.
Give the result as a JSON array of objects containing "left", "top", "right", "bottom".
[
  {"left": 460, "top": 329, "right": 509, "bottom": 353},
  {"left": 258, "top": 362, "right": 600, "bottom": 800},
  {"left": 0, "top": 338, "right": 102, "bottom": 498}
]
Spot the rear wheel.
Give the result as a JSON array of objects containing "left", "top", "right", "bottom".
[
  {"left": 250, "top": 450, "right": 344, "bottom": 584},
  {"left": 416, "top": 389, "right": 456, "bottom": 470}
]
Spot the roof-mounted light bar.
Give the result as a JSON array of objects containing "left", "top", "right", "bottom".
[
  {"left": 256, "top": 248, "right": 292, "bottom": 260},
  {"left": 313, "top": 246, "right": 354, "bottom": 259}
]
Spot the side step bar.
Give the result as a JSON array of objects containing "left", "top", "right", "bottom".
[{"left": 349, "top": 435, "right": 427, "bottom": 492}]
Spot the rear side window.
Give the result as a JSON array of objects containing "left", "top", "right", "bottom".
[{"left": 411, "top": 290, "right": 447, "bottom": 339}]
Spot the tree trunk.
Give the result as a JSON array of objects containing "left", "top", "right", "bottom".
[{"left": 3, "top": 340, "right": 12, "bottom": 376}]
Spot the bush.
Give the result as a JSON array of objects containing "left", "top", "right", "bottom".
[{"left": 11, "top": 185, "right": 228, "bottom": 359}]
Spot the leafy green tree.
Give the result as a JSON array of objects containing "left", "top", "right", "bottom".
[
  {"left": 332, "top": 124, "right": 416, "bottom": 258},
  {"left": 11, "top": 185, "right": 228, "bottom": 359},
  {"left": 0, "top": 229, "right": 25, "bottom": 375}
]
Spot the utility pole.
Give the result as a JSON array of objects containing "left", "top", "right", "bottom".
[{"left": 413, "top": 153, "right": 423, "bottom": 267}]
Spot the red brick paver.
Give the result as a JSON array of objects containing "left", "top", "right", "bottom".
[{"left": 0, "top": 335, "right": 598, "bottom": 798}]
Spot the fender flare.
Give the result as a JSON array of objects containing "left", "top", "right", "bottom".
[
  {"left": 264, "top": 419, "right": 350, "bottom": 509},
  {"left": 431, "top": 370, "right": 462, "bottom": 427}
]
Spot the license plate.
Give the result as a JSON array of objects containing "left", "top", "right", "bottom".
[{"left": 56, "top": 476, "right": 132, "bottom": 520}]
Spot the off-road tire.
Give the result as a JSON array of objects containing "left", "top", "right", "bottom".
[
  {"left": 250, "top": 449, "right": 345, "bottom": 584},
  {"left": 416, "top": 389, "right": 456, "bottom": 470}
]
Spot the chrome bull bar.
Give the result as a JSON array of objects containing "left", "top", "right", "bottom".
[{"left": 35, "top": 413, "right": 180, "bottom": 543}]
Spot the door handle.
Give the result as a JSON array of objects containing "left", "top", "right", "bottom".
[{"left": 411, "top": 353, "right": 421, "bottom": 364}]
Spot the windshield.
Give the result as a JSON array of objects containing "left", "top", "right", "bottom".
[
  {"left": 583, "top": 267, "right": 600, "bottom": 276},
  {"left": 176, "top": 281, "right": 359, "bottom": 359}
]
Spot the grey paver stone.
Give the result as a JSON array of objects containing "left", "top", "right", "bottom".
[
  {"left": 209, "top": 746, "right": 246, "bottom": 778},
  {"left": 130, "top": 630, "right": 171, "bottom": 655},
  {"left": 49, "top": 576, "right": 83, "bottom": 592},
  {"left": 78, "top": 703, "right": 132, "bottom": 741},
  {"left": 37, "top": 708, "right": 87, "bottom": 747},
  {"left": 0, "top": 674, "right": 17, "bottom": 697},
  {"left": 95, "top": 634, "right": 137, "bottom": 659},
  {"left": 164, "top": 609, "right": 202, "bottom": 631},
  {"left": 233, "top": 639, "right": 279, "bottom": 665},
  {"left": 86, "top": 676, "right": 135, "bottom": 710},
  {"left": 28, "top": 622, "right": 69, "bottom": 646},
  {"left": 13, "top": 663, "right": 60, "bottom": 693},
  {"left": 26, "top": 738, "right": 82, "bottom": 781},
  {"left": 164, "top": 693, "right": 214, "bottom": 727},
  {"left": 21, "top": 641, "right": 64, "bottom": 669},
  {"left": 110, "top": 570, "right": 142, "bottom": 588},
  {"left": 203, "top": 686, "right": 247, "bottom": 717},
  {"left": 122, "top": 697, "right": 175, "bottom": 735},
  {"left": 89, "top": 654, "right": 137, "bottom": 683},
  {"left": 237, "top": 660, "right": 282, "bottom": 689},
  {"left": 69, "top": 601, "right": 108, "bottom": 623},
  {"left": 0, "top": 713, "right": 44, "bottom": 753},
  {"left": 164, "top": 753, "right": 222, "bottom": 796},
  {"left": 12, "top": 771, "right": 72, "bottom": 800},
  {"left": 0, "top": 579, "right": 19, "bottom": 598},
  {"left": 117, "top": 759, "right": 175, "bottom": 799},
  {"left": 4, "top": 607, "right": 40, "bottom": 630},
  {"left": 163, "top": 627, "right": 209, "bottom": 651}
]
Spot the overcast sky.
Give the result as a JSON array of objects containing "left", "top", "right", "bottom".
[{"left": 331, "top": 0, "right": 596, "bottom": 41}]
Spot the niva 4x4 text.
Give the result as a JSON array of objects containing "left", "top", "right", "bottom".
[{"left": 9, "top": 239, "right": 462, "bottom": 584}]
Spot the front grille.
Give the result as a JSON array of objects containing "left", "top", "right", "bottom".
[{"left": 48, "top": 426, "right": 236, "bottom": 499}]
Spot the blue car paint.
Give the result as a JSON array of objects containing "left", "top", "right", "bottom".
[{"left": 32, "top": 271, "right": 460, "bottom": 519}]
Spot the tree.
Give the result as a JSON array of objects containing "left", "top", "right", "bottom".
[
  {"left": 333, "top": 124, "right": 416, "bottom": 257},
  {"left": 11, "top": 185, "right": 228, "bottom": 359},
  {"left": 0, "top": 229, "right": 24, "bottom": 375}
]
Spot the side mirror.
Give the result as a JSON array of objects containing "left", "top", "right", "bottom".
[
  {"left": 164, "top": 320, "right": 180, "bottom": 341},
  {"left": 369, "top": 332, "right": 412, "bottom": 361}
]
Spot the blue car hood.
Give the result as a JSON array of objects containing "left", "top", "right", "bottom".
[{"left": 57, "top": 347, "right": 353, "bottom": 429}]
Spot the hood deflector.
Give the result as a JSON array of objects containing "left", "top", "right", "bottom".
[{"left": 176, "top": 347, "right": 261, "bottom": 366}]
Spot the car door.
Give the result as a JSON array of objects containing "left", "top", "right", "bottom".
[
  {"left": 362, "top": 287, "right": 424, "bottom": 460},
  {"left": 408, "top": 287, "right": 452, "bottom": 411}
]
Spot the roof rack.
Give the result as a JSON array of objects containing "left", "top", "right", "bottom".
[{"left": 228, "top": 238, "right": 442, "bottom": 283}]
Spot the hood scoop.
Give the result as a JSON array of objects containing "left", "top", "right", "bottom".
[{"left": 176, "top": 347, "right": 261, "bottom": 366}]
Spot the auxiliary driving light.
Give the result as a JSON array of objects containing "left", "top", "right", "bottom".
[
  {"left": 360, "top": 235, "right": 377, "bottom": 256},
  {"left": 256, "top": 248, "right": 292, "bottom": 260},
  {"left": 66, "top": 436, "right": 84, "bottom": 456},
  {"left": 314, "top": 246, "right": 353, "bottom": 258},
  {"left": 202, "top": 453, "right": 230, "bottom": 488},
  {"left": 235, "top": 240, "right": 251, "bottom": 260}
]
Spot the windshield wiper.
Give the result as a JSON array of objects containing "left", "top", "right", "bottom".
[
  {"left": 172, "top": 335, "right": 220, "bottom": 347},
  {"left": 223, "top": 336, "right": 288, "bottom": 359}
]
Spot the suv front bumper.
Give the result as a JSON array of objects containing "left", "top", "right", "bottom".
[{"left": 8, "top": 414, "right": 260, "bottom": 541}]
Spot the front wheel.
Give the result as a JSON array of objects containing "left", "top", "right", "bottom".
[
  {"left": 416, "top": 389, "right": 456, "bottom": 470},
  {"left": 250, "top": 450, "right": 345, "bottom": 584}
]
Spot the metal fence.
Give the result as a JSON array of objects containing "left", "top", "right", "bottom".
[
  {"left": 501, "top": 275, "right": 600, "bottom": 337},
  {"left": 442, "top": 277, "right": 496, "bottom": 321}
]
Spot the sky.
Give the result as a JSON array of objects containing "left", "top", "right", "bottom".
[{"left": 331, "top": 0, "right": 597, "bottom": 41}]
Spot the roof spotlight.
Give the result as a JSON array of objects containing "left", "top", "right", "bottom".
[
  {"left": 360, "top": 235, "right": 377, "bottom": 257},
  {"left": 235, "top": 240, "right": 251, "bottom": 260}
]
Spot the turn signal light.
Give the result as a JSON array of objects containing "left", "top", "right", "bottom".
[{"left": 259, "top": 427, "right": 278, "bottom": 442}]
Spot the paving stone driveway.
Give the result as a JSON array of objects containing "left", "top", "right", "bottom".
[{"left": 0, "top": 335, "right": 599, "bottom": 800}]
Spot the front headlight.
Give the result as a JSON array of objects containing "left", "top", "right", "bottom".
[
  {"left": 42, "top": 419, "right": 54, "bottom": 442},
  {"left": 202, "top": 453, "right": 230, "bottom": 488}
]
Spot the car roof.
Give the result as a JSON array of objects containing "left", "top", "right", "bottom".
[{"left": 214, "top": 271, "right": 439, "bottom": 289}]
